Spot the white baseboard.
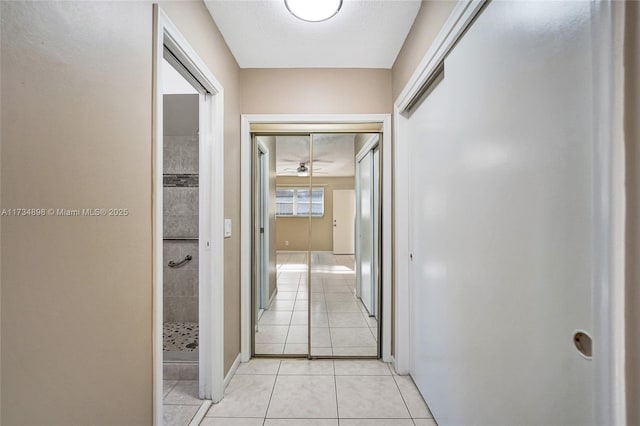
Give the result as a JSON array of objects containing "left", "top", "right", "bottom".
[
  {"left": 188, "top": 400, "right": 212, "bottom": 426},
  {"left": 392, "top": 355, "right": 410, "bottom": 375},
  {"left": 224, "top": 353, "right": 242, "bottom": 389}
]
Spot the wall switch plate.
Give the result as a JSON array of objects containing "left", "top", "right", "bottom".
[{"left": 224, "top": 219, "right": 232, "bottom": 238}]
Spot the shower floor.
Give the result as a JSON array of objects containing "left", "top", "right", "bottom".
[{"left": 163, "top": 322, "right": 199, "bottom": 352}]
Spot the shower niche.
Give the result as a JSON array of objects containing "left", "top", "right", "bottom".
[{"left": 163, "top": 93, "right": 199, "bottom": 376}]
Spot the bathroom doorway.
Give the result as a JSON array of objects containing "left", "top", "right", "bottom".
[
  {"left": 161, "top": 55, "right": 200, "bottom": 379},
  {"left": 153, "top": 8, "right": 226, "bottom": 424}
]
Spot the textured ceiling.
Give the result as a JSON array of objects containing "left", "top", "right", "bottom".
[
  {"left": 204, "top": 0, "right": 421, "bottom": 68},
  {"left": 275, "top": 134, "right": 356, "bottom": 177}
]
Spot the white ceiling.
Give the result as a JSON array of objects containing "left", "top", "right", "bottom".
[
  {"left": 275, "top": 134, "right": 356, "bottom": 176},
  {"left": 204, "top": 0, "right": 422, "bottom": 68}
]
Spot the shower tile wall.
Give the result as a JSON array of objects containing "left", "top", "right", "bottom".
[
  {"left": 163, "top": 94, "right": 199, "bottom": 324},
  {"left": 163, "top": 240, "right": 198, "bottom": 322}
]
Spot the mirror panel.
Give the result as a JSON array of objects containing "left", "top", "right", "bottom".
[
  {"left": 253, "top": 131, "right": 381, "bottom": 358},
  {"left": 309, "top": 133, "right": 379, "bottom": 357},
  {"left": 254, "top": 135, "right": 310, "bottom": 356}
]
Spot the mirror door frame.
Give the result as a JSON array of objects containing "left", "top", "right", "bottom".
[{"left": 240, "top": 114, "right": 392, "bottom": 364}]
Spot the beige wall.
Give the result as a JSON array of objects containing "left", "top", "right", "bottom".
[
  {"left": 1, "top": 2, "right": 153, "bottom": 424},
  {"left": 276, "top": 177, "right": 355, "bottom": 252},
  {"left": 0, "top": 2, "right": 3, "bottom": 419},
  {"left": 241, "top": 68, "right": 392, "bottom": 114},
  {"left": 391, "top": 1, "right": 457, "bottom": 101},
  {"left": 160, "top": 1, "right": 242, "bottom": 376},
  {"left": 1, "top": 1, "right": 242, "bottom": 424},
  {"left": 626, "top": 1, "right": 639, "bottom": 424}
]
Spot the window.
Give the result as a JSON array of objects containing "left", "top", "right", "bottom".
[{"left": 276, "top": 187, "right": 324, "bottom": 217}]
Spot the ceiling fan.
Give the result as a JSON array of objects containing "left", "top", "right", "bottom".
[
  {"left": 280, "top": 158, "right": 334, "bottom": 164},
  {"left": 281, "top": 162, "right": 329, "bottom": 176}
]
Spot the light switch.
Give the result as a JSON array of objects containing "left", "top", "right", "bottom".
[{"left": 224, "top": 219, "right": 232, "bottom": 238}]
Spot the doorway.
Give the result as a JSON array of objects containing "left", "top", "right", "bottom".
[
  {"left": 153, "top": 7, "right": 226, "bottom": 424},
  {"left": 241, "top": 115, "right": 393, "bottom": 364},
  {"left": 249, "top": 129, "right": 384, "bottom": 358}
]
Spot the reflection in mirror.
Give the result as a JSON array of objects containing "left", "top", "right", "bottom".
[
  {"left": 309, "top": 133, "right": 379, "bottom": 357},
  {"left": 254, "top": 135, "right": 310, "bottom": 355}
]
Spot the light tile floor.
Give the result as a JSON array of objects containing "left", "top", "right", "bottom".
[
  {"left": 256, "top": 252, "right": 378, "bottom": 356},
  {"left": 164, "top": 379, "right": 203, "bottom": 425},
  {"left": 201, "top": 359, "right": 436, "bottom": 426}
]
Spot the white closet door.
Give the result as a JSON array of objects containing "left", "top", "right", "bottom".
[
  {"left": 406, "top": 1, "right": 594, "bottom": 425},
  {"left": 333, "top": 189, "right": 355, "bottom": 255},
  {"left": 358, "top": 152, "right": 373, "bottom": 314},
  {"left": 372, "top": 147, "right": 380, "bottom": 317}
]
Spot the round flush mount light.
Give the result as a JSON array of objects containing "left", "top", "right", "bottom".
[{"left": 285, "top": 0, "right": 343, "bottom": 22}]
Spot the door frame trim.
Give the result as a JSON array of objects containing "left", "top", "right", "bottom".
[
  {"left": 241, "top": 114, "right": 392, "bottom": 362},
  {"left": 393, "top": 1, "right": 626, "bottom": 424},
  {"left": 153, "top": 6, "right": 226, "bottom": 424}
]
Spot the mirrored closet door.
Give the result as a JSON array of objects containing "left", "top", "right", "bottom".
[
  {"left": 252, "top": 130, "right": 381, "bottom": 359},
  {"left": 309, "top": 133, "right": 380, "bottom": 358},
  {"left": 253, "top": 135, "right": 310, "bottom": 356}
]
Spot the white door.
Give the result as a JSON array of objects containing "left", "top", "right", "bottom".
[
  {"left": 371, "top": 147, "right": 379, "bottom": 317},
  {"left": 406, "top": 1, "right": 595, "bottom": 425},
  {"left": 358, "top": 152, "right": 373, "bottom": 315},
  {"left": 333, "top": 189, "right": 355, "bottom": 254}
]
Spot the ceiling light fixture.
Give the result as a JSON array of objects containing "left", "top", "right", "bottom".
[{"left": 285, "top": 0, "right": 343, "bottom": 22}]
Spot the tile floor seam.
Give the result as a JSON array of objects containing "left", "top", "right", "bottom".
[
  {"left": 391, "top": 371, "right": 415, "bottom": 421},
  {"left": 164, "top": 380, "right": 179, "bottom": 400},
  {"left": 261, "top": 359, "right": 282, "bottom": 422},
  {"left": 333, "top": 360, "right": 339, "bottom": 421}
]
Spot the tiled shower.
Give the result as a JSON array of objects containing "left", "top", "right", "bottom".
[{"left": 163, "top": 94, "right": 199, "bottom": 372}]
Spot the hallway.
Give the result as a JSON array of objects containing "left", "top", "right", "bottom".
[
  {"left": 2, "top": 1, "right": 636, "bottom": 425},
  {"left": 256, "top": 252, "right": 378, "bottom": 356},
  {"left": 201, "top": 359, "right": 435, "bottom": 425}
]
